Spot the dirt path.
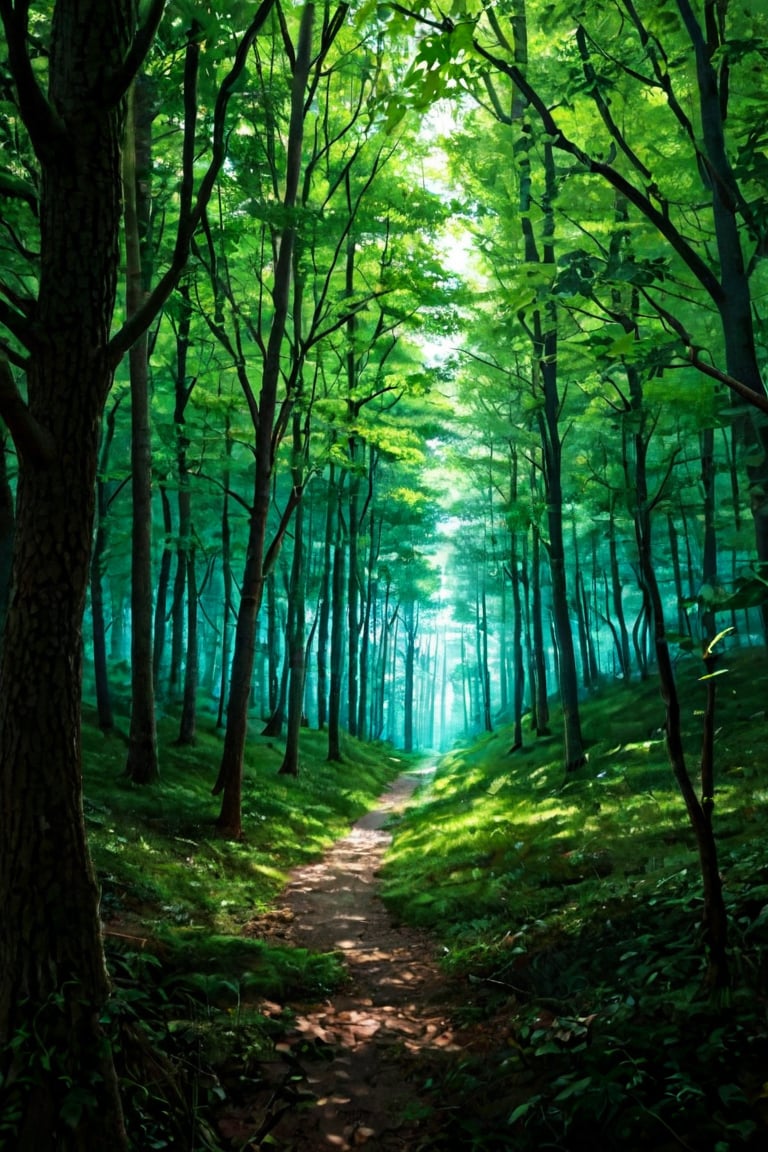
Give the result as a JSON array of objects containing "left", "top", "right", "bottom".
[{"left": 224, "top": 768, "right": 473, "bottom": 1151}]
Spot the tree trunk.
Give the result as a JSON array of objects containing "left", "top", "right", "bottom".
[
  {"left": 174, "top": 282, "right": 197, "bottom": 746},
  {"left": 531, "top": 523, "right": 550, "bottom": 734},
  {"left": 213, "top": 3, "right": 315, "bottom": 836},
  {"left": 124, "top": 75, "right": 159, "bottom": 783},
  {"left": 90, "top": 411, "right": 115, "bottom": 730},
  {"left": 0, "top": 4, "right": 137, "bottom": 1145},
  {"left": 316, "top": 471, "right": 335, "bottom": 730},
  {"left": 178, "top": 547, "right": 198, "bottom": 744},
  {"left": 357, "top": 485, "right": 379, "bottom": 739},
  {"left": 699, "top": 425, "right": 717, "bottom": 642},
  {"left": 280, "top": 428, "right": 307, "bottom": 776},
  {"left": 403, "top": 600, "right": 417, "bottom": 753},
  {"left": 508, "top": 458, "right": 525, "bottom": 751},
  {"left": 327, "top": 477, "right": 346, "bottom": 763},
  {"left": 607, "top": 498, "right": 631, "bottom": 679},
  {"left": 0, "top": 428, "right": 14, "bottom": 648},
  {"left": 153, "top": 482, "right": 173, "bottom": 688},
  {"left": 217, "top": 426, "right": 234, "bottom": 728}
]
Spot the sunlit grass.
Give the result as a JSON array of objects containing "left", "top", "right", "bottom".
[
  {"left": 82, "top": 700, "right": 406, "bottom": 994},
  {"left": 382, "top": 646, "right": 768, "bottom": 965}
]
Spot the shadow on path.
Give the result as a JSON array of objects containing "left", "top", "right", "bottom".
[{"left": 222, "top": 765, "right": 474, "bottom": 1151}]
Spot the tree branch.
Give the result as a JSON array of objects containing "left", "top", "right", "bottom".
[
  {"left": 641, "top": 287, "right": 768, "bottom": 415},
  {"left": 107, "top": 0, "right": 278, "bottom": 366},
  {"left": 0, "top": 352, "right": 54, "bottom": 465},
  {"left": 392, "top": 5, "right": 726, "bottom": 306},
  {"left": 0, "top": 0, "right": 66, "bottom": 162},
  {"left": 0, "top": 296, "right": 34, "bottom": 351},
  {"left": 0, "top": 168, "right": 38, "bottom": 215},
  {"left": 100, "top": 0, "right": 168, "bottom": 107}
]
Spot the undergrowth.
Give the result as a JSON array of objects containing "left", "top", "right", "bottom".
[{"left": 381, "top": 645, "right": 768, "bottom": 1150}]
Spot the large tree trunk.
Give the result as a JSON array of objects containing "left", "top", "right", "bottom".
[{"left": 0, "top": 3, "right": 136, "bottom": 1146}]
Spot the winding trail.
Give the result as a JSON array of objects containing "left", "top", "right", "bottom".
[{"left": 226, "top": 766, "right": 476, "bottom": 1151}]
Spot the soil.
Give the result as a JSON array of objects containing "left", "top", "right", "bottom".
[{"left": 217, "top": 769, "right": 500, "bottom": 1151}]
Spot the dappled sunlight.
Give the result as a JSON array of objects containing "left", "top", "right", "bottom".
[{"left": 244, "top": 769, "right": 471, "bottom": 1150}]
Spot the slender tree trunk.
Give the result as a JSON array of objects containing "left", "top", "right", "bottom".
[
  {"left": 635, "top": 428, "right": 730, "bottom": 989},
  {"left": 124, "top": 76, "right": 158, "bottom": 783},
  {"left": 478, "top": 576, "right": 493, "bottom": 732},
  {"left": 508, "top": 458, "right": 525, "bottom": 750},
  {"left": 90, "top": 406, "right": 118, "bottom": 730},
  {"left": 357, "top": 489, "right": 378, "bottom": 739},
  {"left": 347, "top": 461, "right": 361, "bottom": 737},
  {"left": 403, "top": 600, "right": 417, "bottom": 752},
  {"left": 572, "top": 518, "right": 593, "bottom": 691},
  {"left": 439, "top": 632, "right": 449, "bottom": 750},
  {"left": 266, "top": 569, "right": 280, "bottom": 718},
  {"left": 153, "top": 483, "right": 173, "bottom": 688},
  {"left": 280, "top": 414, "right": 308, "bottom": 776},
  {"left": 217, "top": 428, "right": 233, "bottom": 728},
  {"left": 178, "top": 547, "right": 198, "bottom": 744},
  {"left": 699, "top": 426, "right": 718, "bottom": 641},
  {"left": 667, "top": 513, "right": 692, "bottom": 638},
  {"left": 316, "top": 470, "right": 335, "bottom": 730},
  {"left": 531, "top": 523, "right": 550, "bottom": 734},
  {"left": 262, "top": 591, "right": 288, "bottom": 737},
  {"left": 213, "top": 3, "right": 314, "bottom": 837},
  {"left": 174, "top": 282, "right": 198, "bottom": 745},
  {"left": 608, "top": 498, "right": 631, "bottom": 679},
  {"left": 328, "top": 476, "right": 346, "bottom": 763},
  {"left": 169, "top": 544, "right": 186, "bottom": 697}
]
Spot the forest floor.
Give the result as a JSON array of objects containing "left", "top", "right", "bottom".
[{"left": 216, "top": 767, "right": 501, "bottom": 1151}]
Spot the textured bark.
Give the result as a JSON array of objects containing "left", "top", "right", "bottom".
[
  {"left": 0, "top": 3, "right": 136, "bottom": 1146},
  {"left": 0, "top": 429, "right": 13, "bottom": 645}
]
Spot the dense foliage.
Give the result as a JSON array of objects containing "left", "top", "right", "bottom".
[{"left": 1, "top": 0, "right": 768, "bottom": 1147}]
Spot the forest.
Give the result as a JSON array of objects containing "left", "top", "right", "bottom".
[{"left": 1, "top": 0, "right": 768, "bottom": 1148}]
